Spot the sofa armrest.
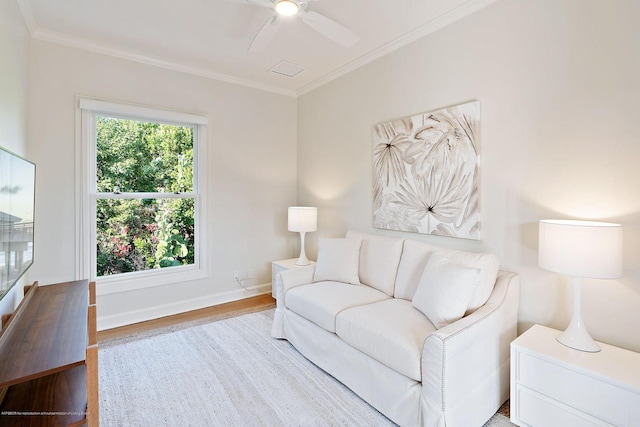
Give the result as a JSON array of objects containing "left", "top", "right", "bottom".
[
  {"left": 275, "top": 267, "right": 315, "bottom": 306},
  {"left": 421, "top": 271, "right": 519, "bottom": 425},
  {"left": 271, "top": 267, "right": 315, "bottom": 339}
]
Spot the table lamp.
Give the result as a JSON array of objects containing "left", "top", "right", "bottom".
[
  {"left": 288, "top": 207, "right": 317, "bottom": 266},
  {"left": 538, "top": 219, "right": 623, "bottom": 352}
]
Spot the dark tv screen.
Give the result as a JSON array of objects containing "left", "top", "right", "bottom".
[{"left": 0, "top": 146, "right": 35, "bottom": 299}]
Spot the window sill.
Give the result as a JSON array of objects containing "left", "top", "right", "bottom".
[{"left": 95, "top": 265, "right": 208, "bottom": 296}]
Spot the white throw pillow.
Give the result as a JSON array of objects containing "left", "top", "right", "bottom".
[
  {"left": 411, "top": 253, "right": 481, "bottom": 329},
  {"left": 313, "top": 237, "right": 362, "bottom": 285}
]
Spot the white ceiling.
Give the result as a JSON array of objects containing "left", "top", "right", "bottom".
[{"left": 18, "top": 0, "right": 497, "bottom": 96}]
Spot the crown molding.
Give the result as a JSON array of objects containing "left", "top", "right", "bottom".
[
  {"left": 16, "top": 0, "right": 497, "bottom": 99},
  {"left": 295, "top": 0, "right": 500, "bottom": 96},
  {"left": 16, "top": 1, "right": 296, "bottom": 96},
  {"left": 29, "top": 28, "right": 297, "bottom": 97}
]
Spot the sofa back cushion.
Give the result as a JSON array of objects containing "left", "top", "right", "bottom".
[
  {"left": 395, "top": 239, "right": 500, "bottom": 314},
  {"left": 452, "top": 249, "right": 500, "bottom": 314},
  {"left": 346, "top": 231, "right": 404, "bottom": 296},
  {"left": 394, "top": 239, "right": 440, "bottom": 300}
]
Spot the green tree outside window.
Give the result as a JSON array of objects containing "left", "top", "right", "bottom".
[{"left": 95, "top": 117, "right": 195, "bottom": 277}]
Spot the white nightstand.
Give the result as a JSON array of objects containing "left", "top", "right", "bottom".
[
  {"left": 510, "top": 324, "right": 640, "bottom": 427},
  {"left": 271, "top": 258, "right": 316, "bottom": 297}
]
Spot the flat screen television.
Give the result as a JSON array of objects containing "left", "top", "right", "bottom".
[{"left": 0, "top": 146, "right": 35, "bottom": 300}]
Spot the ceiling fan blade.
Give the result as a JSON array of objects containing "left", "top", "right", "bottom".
[
  {"left": 248, "top": 15, "right": 280, "bottom": 52},
  {"left": 299, "top": 10, "right": 359, "bottom": 47}
]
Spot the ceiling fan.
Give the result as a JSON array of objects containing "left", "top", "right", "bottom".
[{"left": 228, "top": 0, "right": 360, "bottom": 52}]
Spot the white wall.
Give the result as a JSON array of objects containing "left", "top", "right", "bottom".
[
  {"left": 297, "top": 0, "right": 640, "bottom": 351},
  {"left": 28, "top": 40, "right": 298, "bottom": 329},
  {"left": 0, "top": 0, "right": 30, "bottom": 318}
]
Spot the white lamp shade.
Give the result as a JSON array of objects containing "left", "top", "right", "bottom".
[
  {"left": 539, "top": 220, "right": 623, "bottom": 279},
  {"left": 288, "top": 207, "right": 317, "bottom": 232}
]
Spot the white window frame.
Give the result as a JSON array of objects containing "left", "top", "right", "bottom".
[{"left": 77, "top": 98, "right": 208, "bottom": 295}]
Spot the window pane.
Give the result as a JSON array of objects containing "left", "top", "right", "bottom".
[
  {"left": 96, "top": 116, "right": 194, "bottom": 193},
  {"left": 96, "top": 198, "right": 195, "bottom": 277}
]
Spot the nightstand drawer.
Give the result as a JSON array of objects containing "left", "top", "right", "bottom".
[
  {"left": 515, "top": 386, "right": 611, "bottom": 427},
  {"left": 518, "top": 352, "right": 640, "bottom": 425},
  {"left": 511, "top": 325, "right": 640, "bottom": 427}
]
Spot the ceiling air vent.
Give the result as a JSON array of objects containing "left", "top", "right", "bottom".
[{"left": 269, "top": 61, "right": 306, "bottom": 78}]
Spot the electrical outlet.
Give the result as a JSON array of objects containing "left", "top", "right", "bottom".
[
  {"left": 233, "top": 270, "right": 240, "bottom": 281},
  {"left": 247, "top": 268, "right": 255, "bottom": 279}
]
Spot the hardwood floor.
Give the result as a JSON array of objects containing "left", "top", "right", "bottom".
[{"left": 97, "top": 294, "right": 275, "bottom": 342}]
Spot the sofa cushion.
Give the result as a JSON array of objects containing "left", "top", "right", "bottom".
[
  {"left": 451, "top": 250, "right": 500, "bottom": 315},
  {"left": 411, "top": 253, "right": 481, "bottom": 329},
  {"left": 285, "top": 281, "right": 389, "bottom": 333},
  {"left": 336, "top": 299, "right": 436, "bottom": 382},
  {"left": 313, "top": 237, "right": 361, "bottom": 285},
  {"left": 346, "top": 231, "right": 404, "bottom": 296},
  {"left": 394, "top": 239, "right": 499, "bottom": 314},
  {"left": 394, "top": 240, "right": 440, "bottom": 300}
]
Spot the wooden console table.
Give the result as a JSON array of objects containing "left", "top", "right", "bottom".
[{"left": 0, "top": 280, "right": 98, "bottom": 426}]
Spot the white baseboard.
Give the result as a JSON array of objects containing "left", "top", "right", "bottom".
[{"left": 97, "top": 282, "right": 272, "bottom": 331}]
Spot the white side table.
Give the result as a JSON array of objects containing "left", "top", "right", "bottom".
[
  {"left": 510, "top": 324, "right": 640, "bottom": 427},
  {"left": 271, "top": 258, "right": 316, "bottom": 297}
]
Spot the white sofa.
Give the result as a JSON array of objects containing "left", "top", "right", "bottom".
[{"left": 271, "top": 231, "right": 519, "bottom": 427}]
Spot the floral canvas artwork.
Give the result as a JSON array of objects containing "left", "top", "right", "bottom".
[{"left": 373, "top": 101, "right": 480, "bottom": 239}]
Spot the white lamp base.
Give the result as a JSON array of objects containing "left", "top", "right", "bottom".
[
  {"left": 557, "top": 276, "right": 600, "bottom": 353},
  {"left": 296, "top": 231, "right": 310, "bottom": 266}
]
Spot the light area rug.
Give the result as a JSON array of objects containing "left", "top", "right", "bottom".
[{"left": 99, "top": 309, "right": 514, "bottom": 427}]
